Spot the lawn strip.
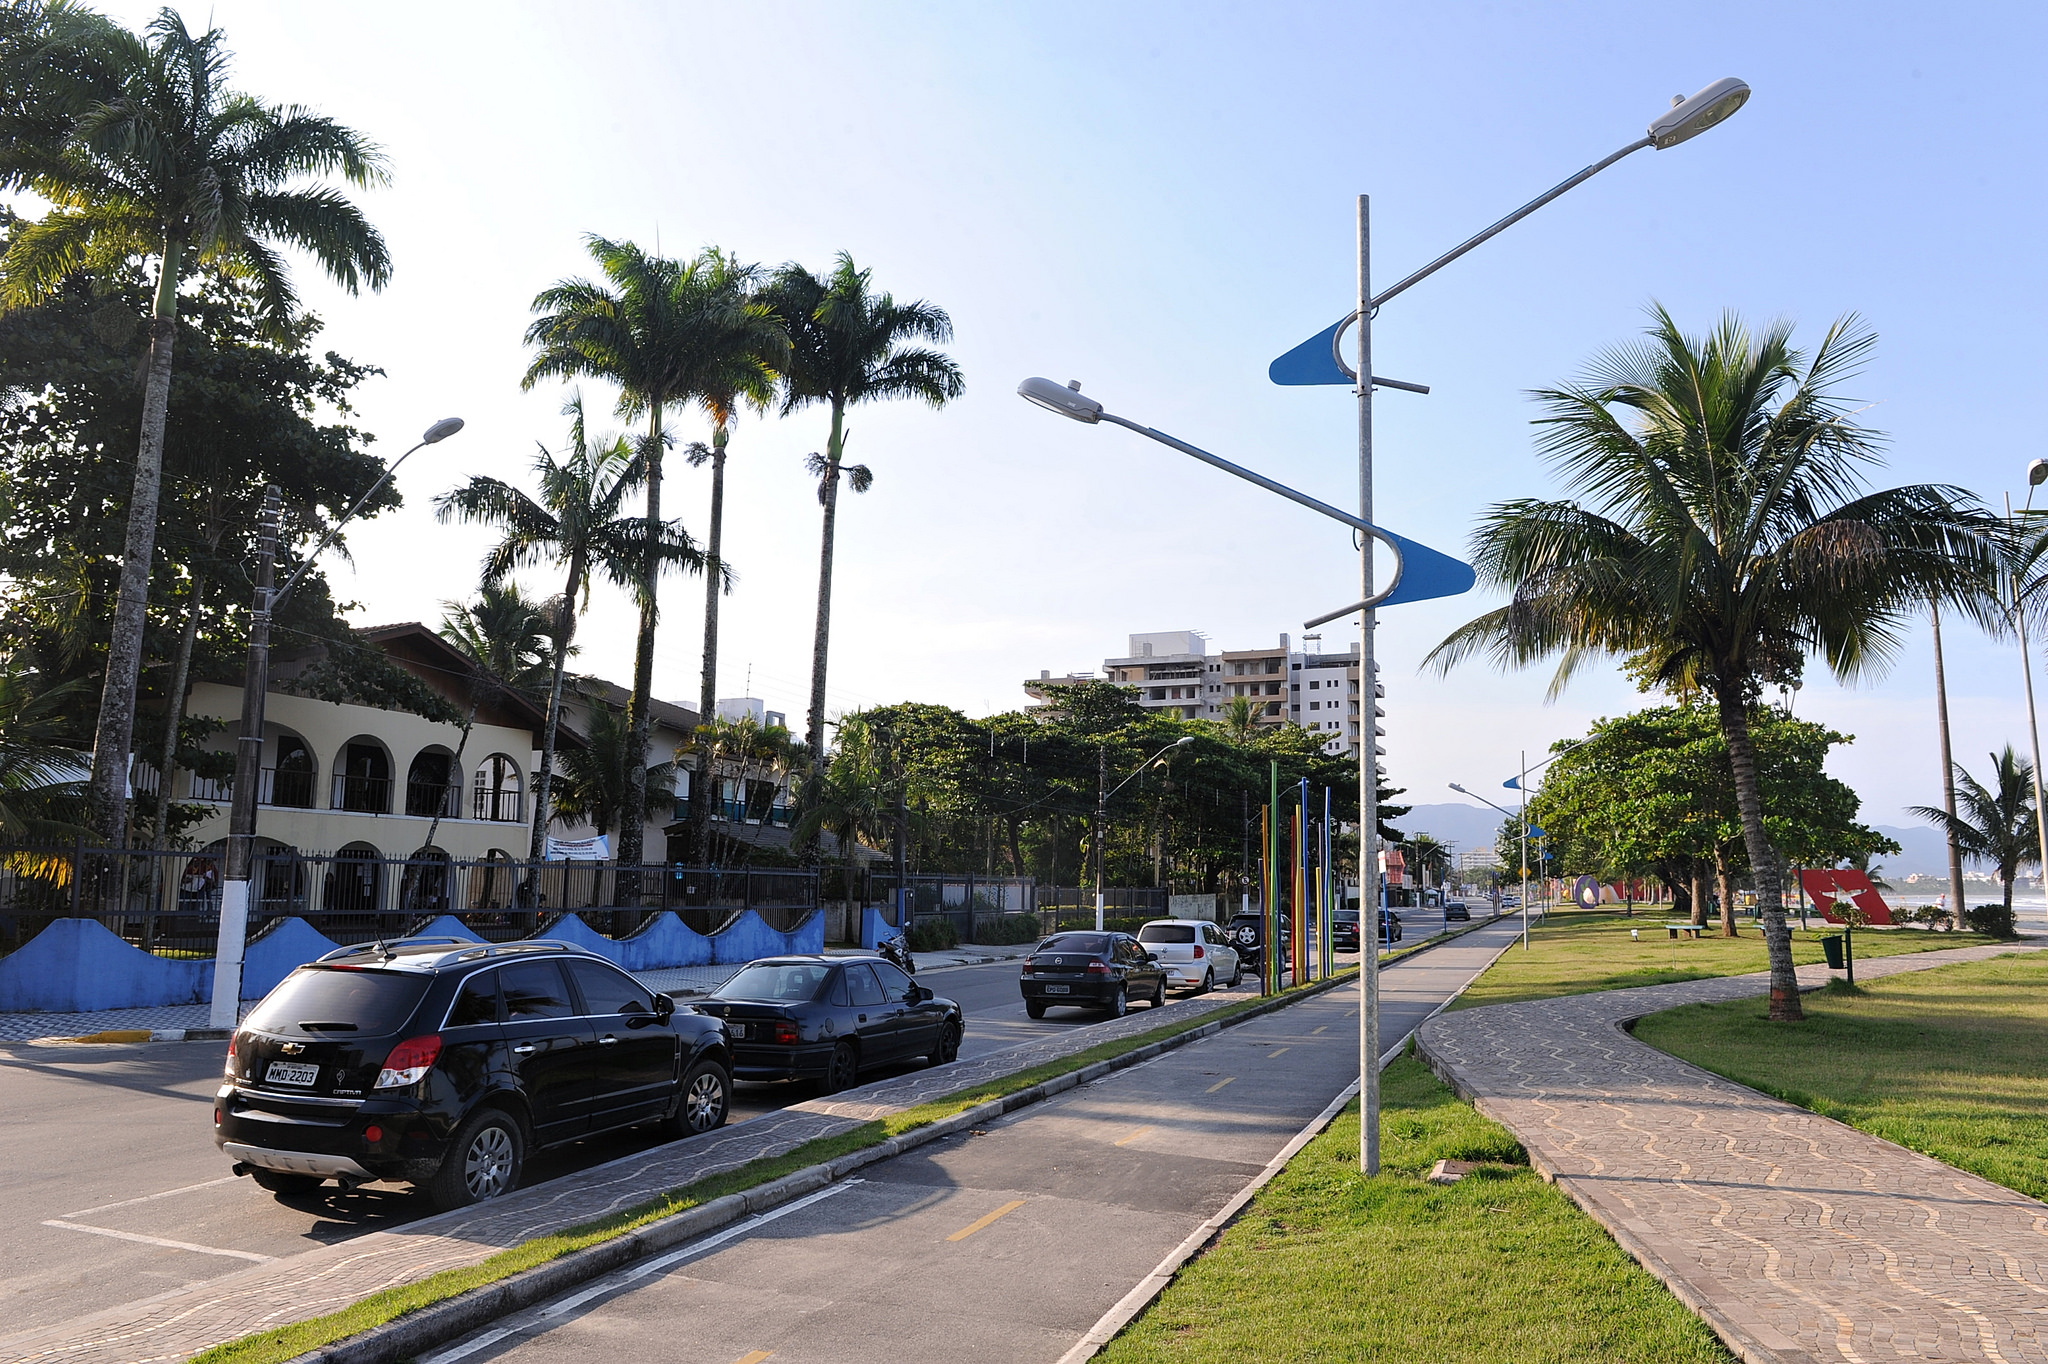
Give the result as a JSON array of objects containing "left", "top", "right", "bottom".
[
  {"left": 1096, "top": 1055, "right": 1735, "bottom": 1364},
  {"left": 194, "top": 971, "right": 1355, "bottom": 1364},
  {"left": 1449, "top": 908, "right": 1996, "bottom": 1012},
  {"left": 1635, "top": 952, "right": 2048, "bottom": 1203}
]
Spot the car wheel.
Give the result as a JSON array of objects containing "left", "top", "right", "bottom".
[
  {"left": 1107, "top": 986, "right": 1128, "bottom": 1019},
  {"left": 1198, "top": 969, "right": 1214, "bottom": 995},
  {"left": 250, "top": 1169, "right": 323, "bottom": 1198},
  {"left": 1149, "top": 977, "right": 1166, "bottom": 1008},
  {"left": 427, "top": 1108, "right": 524, "bottom": 1212},
  {"left": 662, "top": 1057, "right": 731, "bottom": 1137},
  {"left": 1227, "top": 958, "right": 1243, "bottom": 988},
  {"left": 821, "top": 1040, "right": 860, "bottom": 1094},
  {"left": 928, "top": 1019, "right": 962, "bottom": 1065},
  {"left": 1025, "top": 1000, "right": 1047, "bottom": 1020}
]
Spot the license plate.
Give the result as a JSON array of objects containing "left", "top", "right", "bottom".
[
  {"left": 727, "top": 1022, "right": 748, "bottom": 1039},
  {"left": 1044, "top": 984, "right": 1071, "bottom": 994},
  {"left": 265, "top": 1060, "right": 318, "bottom": 1087}
]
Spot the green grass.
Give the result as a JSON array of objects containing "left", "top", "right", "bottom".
[
  {"left": 1449, "top": 909, "right": 1995, "bottom": 1012},
  {"left": 190, "top": 971, "right": 1354, "bottom": 1364},
  {"left": 1099, "top": 1053, "right": 1735, "bottom": 1364},
  {"left": 1635, "top": 952, "right": 2048, "bottom": 1201}
]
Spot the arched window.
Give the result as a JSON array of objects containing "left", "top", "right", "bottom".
[
  {"left": 400, "top": 846, "right": 452, "bottom": 914},
  {"left": 406, "top": 748, "right": 458, "bottom": 818},
  {"left": 326, "top": 844, "right": 383, "bottom": 915},
  {"left": 269, "top": 734, "right": 316, "bottom": 809},
  {"left": 334, "top": 740, "right": 393, "bottom": 812},
  {"left": 473, "top": 755, "right": 522, "bottom": 822}
]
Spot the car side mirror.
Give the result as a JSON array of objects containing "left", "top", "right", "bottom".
[
  {"left": 653, "top": 993, "right": 675, "bottom": 1020},
  {"left": 1147, "top": 952, "right": 1160, "bottom": 963}
]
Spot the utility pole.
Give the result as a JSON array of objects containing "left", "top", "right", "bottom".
[
  {"left": 1093, "top": 743, "right": 1108, "bottom": 931},
  {"left": 1931, "top": 600, "right": 1967, "bottom": 922}
]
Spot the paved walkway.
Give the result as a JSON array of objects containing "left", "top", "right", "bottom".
[{"left": 1420, "top": 942, "right": 2048, "bottom": 1364}]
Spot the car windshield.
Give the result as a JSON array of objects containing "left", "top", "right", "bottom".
[
  {"left": 243, "top": 967, "right": 431, "bottom": 1038},
  {"left": 1038, "top": 933, "right": 1111, "bottom": 955},
  {"left": 1138, "top": 924, "right": 1197, "bottom": 944},
  {"left": 713, "top": 963, "right": 831, "bottom": 1002}
]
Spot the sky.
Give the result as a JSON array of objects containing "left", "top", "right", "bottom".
[{"left": 66, "top": 0, "right": 2048, "bottom": 839}]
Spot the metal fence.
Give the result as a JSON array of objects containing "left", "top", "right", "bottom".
[
  {"left": 0, "top": 843, "right": 819, "bottom": 958},
  {"left": 1034, "top": 885, "right": 1171, "bottom": 933}
]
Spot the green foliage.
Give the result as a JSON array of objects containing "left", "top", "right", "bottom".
[
  {"left": 972, "top": 913, "right": 1041, "bottom": 945},
  {"left": 906, "top": 918, "right": 959, "bottom": 952},
  {"left": 1910, "top": 746, "right": 2039, "bottom": 914},
  {"left": 1964, "top": 902, "right": 2018, "bottom": 939},
  {"left": 549, "top": 688, "right": 673, "bottom": 839}
]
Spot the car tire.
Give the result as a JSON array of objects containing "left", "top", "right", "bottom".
[
  {"left": 1198, "top": 969, "right": 1214, "bottom": 995},
  {"left": 1149, "top": 977, "right": 1166, "bottom": 1008},
  {"left": 821, "top": 1040, "right": 860, "bottom": 1094},
  {"left": 1025, "top": 1000, "right": 1047, "bottom": 1019},
  {"left": 661, "top": 1056, "right": 731, "bottom": 1138},
  {"left": 250, "top": 1169, "right": 323, "bottom": 1197},
  {"left": 426, "top": 1107, "right": 524, "bottom": 1212},
  {"left": 1106, "top": 986, "right": 1128, "bottom": 1018},
  {"left": 928, "top": 1018, "right": 962, "bottom": 1065}
]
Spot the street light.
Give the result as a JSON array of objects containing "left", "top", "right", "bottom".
[
  {"left": 1025, "top": 78, "right": 1747, "bottom": 1178},
  {"left": 1094, "top": 736, "right": 1194, "bottom": 932},
  {"left": 207, "top": 418, "right": 467, "bottom": 1029},
  {"left": 2011, "top": 459, "right": 2048, "bottom": 928},
  {"left": 1449, "top": 781, "right": 1545, "bottom": 951}
]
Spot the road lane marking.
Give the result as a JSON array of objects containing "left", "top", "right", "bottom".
[
  {"left": 1311, "top": 1025, "right": 1329, "bottom": 1035},
  {"left": 41, "top": 1219, "right": 276, "bottom": 1262},
  {"left": 947, "top": 1199, "right": 1025, "bottom": 1241},
  {"left": 421, "top": 1328, "right": 511, "bottom": 1364},
  {"left": 1344, "top": 1008, "right": 1358, "bottom": 1018},
  {"left": 732, "top": 1354, "right": 774, "bottom": 1364},
  {"left": 1113, "top": 1126, "right": 1155, "bottom": 1147},
  {"left": 65, "top": 1175, "right": 242, "bottom": 1219},
  {"left": 1206, "top": 1076, "right": 1237, "bottom": 1094},
  {"left": 1268, "top": 1047, "right": 1291, "bottom": 1057}
]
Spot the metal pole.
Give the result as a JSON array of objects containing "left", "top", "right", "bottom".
[
  {"left": 1323, "top": 785, "right": 1334, "bottom": 981},
  {"left": 1094, "top": 745, "right": 1107, "bottom": 931},
  {"left": 209, "top": 485, "right": 282, "bottom": 1030},
  {"left": 2009, "top": 491, "right": 2048, "bottom": 927},
  {"left": 1268, "top": 760, "right": 1280, "bottom": 994},
  {"left": 1357, "top": 194, "right": 1381, "bottom": 1177},
  {"left": 1930, "top": 597, "right": 1968, "bottom": 923},
  {"left": 1520, "top": 749, "right": 1531, "bottom": 951}
]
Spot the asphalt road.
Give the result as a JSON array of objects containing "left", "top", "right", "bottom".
[{"left": 0, "top": 954, "right": 1264, "bottom": 1336}]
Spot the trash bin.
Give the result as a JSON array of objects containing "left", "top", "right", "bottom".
[{"left": 1819, "top": 933, "right": 1845, "bottom": 970}]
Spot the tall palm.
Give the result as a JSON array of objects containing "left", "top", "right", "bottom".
[
  {"left": 678, "top": 250, "right": 787, "bottom": 862},
  {"left": 1427, "top": 308, "right": 2002, "bottom": 1021},
  {"left": 0, "top": 654, "right": 91, "bottom": 843},
  {"left": 426, "top": 586, "right": 554, "bottom": 858},
  {"left": 0, "top": 9, "right": 389, "bottom": 843},
  {"left": 763, "top": 253, "right": 963, "bottom": 783},
  {"left": 436, "top": 394, "right": 647, "bottom": 859},
  {"left": 550, "top": 690, "right": 674, "bottom": 844},
  {"left": 524, "top": 238, "right": 759, "bottom": 881},
  {"left": 1910, "top": 746, "right": 2039, "bottom": 915},
  {"left": 1215, "top": 695, "right": 1263, "bottom": 747}
]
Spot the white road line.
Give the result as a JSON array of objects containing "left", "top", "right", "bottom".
[
  {"left": 66, "top": 1175, "right": 243, "bottom": 1219},
  {"left": 420, "top": 1327, "right": 512, "bottom": 1364},
  {"left": 40, "top": 1219, "right": 276, "bottom": 1262}
]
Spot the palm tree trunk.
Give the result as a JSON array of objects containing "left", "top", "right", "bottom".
[
  {"left": 806, "top": 402, "right": 846, "bottom": 771},
  {"left": 1932, "top": 599, "right": 1969, "bottom": 918},
  {"left": 618, "top": 408, "right": 664, "bottom": 898},
  {"left": 1717, "top": 690, "right": 1801, "bottom": 1021},
  {"left": 528, "top": 576, "right": 579, "bottom": 861},
  {"left": 1715, "top": 849, "right": 1737, "bottom": 937},
  {"left": 90, "top": 239, "right": 183, "bottom": 845},
  {"left": 149, "top": 572, "right": 205, "bottom": 849},
  {"left": 692, "top": 425, "right": 728, "bottom": 864}
]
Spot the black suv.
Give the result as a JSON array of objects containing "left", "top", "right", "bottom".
[{"left": 215, "top": 937, "right": 731, "bottom": 1211}]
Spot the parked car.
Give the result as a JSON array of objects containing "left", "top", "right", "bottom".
[
  {"left": 1224, "top": 913, "right": 1288, "bottom": 973},
  {"left": 692, "top": 955, "right": 963, "bottom": 1094},
  {"left": 216, "top": 937, "right": 731, "bottom": 1212},
  {"left": 1380, "top": 909, "right": 1403, "bottom": 943},
  {"left": 1136, "top": 919, "right": 1242, "bottom": 993},
  {"left": 1331, "top": 907, "right": 1361, "bottom": 952},
  {"left": 1445, "top": 901, "right": 1471, "bottom": 922},
  {"left": 1020, "top": 931, "right": 1168, "bottom": 1017}
]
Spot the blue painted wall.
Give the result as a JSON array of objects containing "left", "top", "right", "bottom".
[{"left": 0, "top": 918, "right": 209, "bottom": 1013}]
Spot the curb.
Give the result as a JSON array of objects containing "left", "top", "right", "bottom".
[
  {"left": 55, "top": 1026, "right": 231, "bottom": 1045},
  {"left": 276, "top": 968, "right": 1361, "bottom": 1364}
]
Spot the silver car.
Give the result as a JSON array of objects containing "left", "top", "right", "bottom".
[{"left": 1135, "top": 919, "right": 1242, "bottom": 993}]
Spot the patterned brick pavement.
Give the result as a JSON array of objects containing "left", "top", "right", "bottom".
[
  {"left": 0, "top": 984, "right": 1269, "bottom": 1364},
  {"left": 1419, "top": 942, "right": 2048, "bottom": 1364}
]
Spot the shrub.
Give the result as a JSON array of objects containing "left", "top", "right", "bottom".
[
  {"left": 1964, "top": 903, "right": 2018, "bottom": 939},
  {"left": 972, "top": 914, "right": 1042, "bottom": 946},
  {"left": 907, "top": 918, "right": 960, "bottom": 953}
]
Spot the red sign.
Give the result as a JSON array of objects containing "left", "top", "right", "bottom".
[{"left": 1797, "top": 870, "right": 1893, "bottom": 925}]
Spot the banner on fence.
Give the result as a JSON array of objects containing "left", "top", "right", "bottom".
[{"left": 545, "top": 835, "right": 610, "bottom": 861}]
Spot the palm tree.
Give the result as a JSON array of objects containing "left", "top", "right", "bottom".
[
  {"left": 524, "top": 239, "right": 757, "bottom": 882},
  {"left": 436, "top": 394, "right": 647, "bottom": 859},
  {"left": 425, "top": 586, "right": 554, "bottom": 859},
  {"left": 792, "top": 712, "right": 895, "bottom": 909},
  {"left": 763, "top": 254, "right": 963, "bottom": 781},
  {"left": 691, "top": 710, "right": 801, "bottom": 867},
  {"left": 1910, "top": 746, "right": 2039, "bottom": 916},
  {"left": 1215, "top": 695, "right": 1263, "bottom": 747},
  {"left": 0, "top": 10, "right": 389, "bottom": 844},
  {"left": 0, "top": 654, "right": 90, "bottom": 843},
  {"left": 549, "top": 690, "right": 674, "bottom": 845},
  {"left": 1427, "top": 308, "right": 2003, "bottom": 1021},
  {"left": 1404, "top": 832, "right": 1453, "bottom": 894},
  {"left": 679, "top": 250, "right": 788, "bottom": 862}
]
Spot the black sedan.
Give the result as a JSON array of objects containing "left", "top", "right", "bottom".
[
  {"left": 1019, "top": 931, "right": 1168, "bottom": 1018},
  {"left": 692, "top": 956, "right": 963, "bottom": 1093}
]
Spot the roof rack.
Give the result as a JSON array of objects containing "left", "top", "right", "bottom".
[{"left": 315, "top": 935, "right": 477, "bottom": 963}]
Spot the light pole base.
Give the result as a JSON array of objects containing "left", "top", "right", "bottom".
[{"left": 208, "top": 879, "right": 251, "bottom": 1030}]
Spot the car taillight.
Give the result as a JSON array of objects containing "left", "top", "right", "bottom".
[
  {"left": 1086, "top": 961, "right": 1111, "bottom": 975},
  {"left": 223, "top": 1035, "right": 237, "bottom": 1078},
  {"left": 375, "top": 1034, "right": 443, "bottom": 1089},
  {"left": 769, "top": 1020, "right": 799, "bottom": 1044},
  {"left": 1020, "top": 960, "right": 1035, "bottom": 974},
  {"left": 1193, "top": 945, "right": 1204, "bottom": 958}
]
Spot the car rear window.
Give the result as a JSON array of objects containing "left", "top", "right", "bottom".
[
  {"left": 1138, "top": 924, "right": 1197, "bottom": 943},
  {"left": 1334, "top": 910, "right": 1360, "bottom": 922},
  {"left": 714, "top": 963, "right": 831, "bottom": 1002},
  {"left": 1039, "top": 933, "right": 1111, "bottom": 955},
  {"left": 243, "top": 967, "right": 431, "bottom": 1038}
]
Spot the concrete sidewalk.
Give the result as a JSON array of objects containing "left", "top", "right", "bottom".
[{"left": 1420, "top": 941, "right": 2048, "bottom": 1364}]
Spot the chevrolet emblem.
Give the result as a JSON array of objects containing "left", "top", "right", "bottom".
[{"left": 279, "top": 1042, "right": 305, "bottom": 1055}]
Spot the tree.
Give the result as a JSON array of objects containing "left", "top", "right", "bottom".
[
  {"left": 0, "top": 9, "right": 390, "bottom": 843},
  {"left": 436, "top": 394, "right": 647, "bottom": 858},
  {"left": 1404, "top": 832, "right": 1452, "bottom": 892},
  {"left": 763, "top": 254, "right": 963, "bottom": 784},
  {"left": 689, "top": 710, "right": 801, "bottom": 868},
  {"left": 0, "top": 653, "right": 89, "bottom": 842},
  {"left": 524, "top": 239, "right": 738, "bottom": 881},
  {"left": 551, "top": 689, "right": 673, "bottom": 844},
  {"left": 1428, "top": 308, "right": 2001, "bottom": 1020},
  {"left": 1910, "top": 746, "right": 2039, "bottom": 917}
]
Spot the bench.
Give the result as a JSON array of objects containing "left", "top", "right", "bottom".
[{"left": 1663, "top": 922, "right": 1704, "bottom": 939}]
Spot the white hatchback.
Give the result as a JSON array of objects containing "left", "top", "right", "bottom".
[{"left": 1135, "top": 919, "right": 1242, "bottom": 993}]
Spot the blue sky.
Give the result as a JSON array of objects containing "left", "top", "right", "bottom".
[{"left": 79, "top": 0, "right": 2048, "bottom": 835}]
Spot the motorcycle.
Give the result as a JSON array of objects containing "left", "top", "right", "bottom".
[{"left": 878, "top": 933, "right": 916, "bottom": 975}]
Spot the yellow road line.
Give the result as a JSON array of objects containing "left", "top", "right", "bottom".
[
  {"left": 732, "top": 1353, "right": 774, "bottom": 1364},
  {"left": 947, "top": 1199, "right": 1026, "bottom": 1242},
  {"left": 1113, "top": 1125, "right": 1156, "bottom": 1147},
  {"left": 1268, "top": 1046, "right": 1291, "bottom": 1058},
  {"left": 1311, "top": 1025, "right": 1329, "bottom": 1035},
  {"left": 1205, "top": 1076, "right": 1237, "bottom": 1094}
]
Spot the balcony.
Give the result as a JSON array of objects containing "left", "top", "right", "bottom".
[
  {"left": 405, "top": 779, "right": 460, "bottom": 819},
  {"left": 186, "top": 767, "right": 318, "bottom": 808},
  {"left": 472, "top": 788, "right": 523, "bottom": 823},
  {"left": 333, "top": 773, "right": 392, "bottom": 814}
]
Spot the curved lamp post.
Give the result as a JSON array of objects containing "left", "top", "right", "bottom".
[
  {"left": 2012, "top": 458, "right": 2048, "bottom": 927},
  {"left": 1092, "top": 736, "right": 1195, "bottom": 931},
  {"left": 208, "top": 418, "right": 467, "bottom": 1028}
]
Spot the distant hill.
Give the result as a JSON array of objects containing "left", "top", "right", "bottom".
[{"left": 1868, "top": 823, "right": 1953, "bottom": 878}]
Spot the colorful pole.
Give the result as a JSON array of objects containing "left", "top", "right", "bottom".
[
  {"left": 1322, "top": 785, "right": 1334, "bottom": 980},
  {"left": 1260, "top": 803, "right": 1272, "bottom": 994},
  {"left": 1268, "top": 760, "right": 1280, "bottom": 994}
]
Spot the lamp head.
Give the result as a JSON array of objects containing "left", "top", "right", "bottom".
[
  {"left": 1017, "top": 376, "right": 1104, "bottom": 424},
  {"left": 1448, "top": 782, "right": 1468, "bottom": 794},
  {"left": 2029, "top": 458, "right": 2048, "bottom": 488},
  {"left": 1173, "top": 736, "right": 1195, "bottom": 746},
  {"left": 423, "top": 417, "right": 466, "bottom": 444},
  {"left": 1647, "top": 78, "right": 1750, "bottom": 149}
]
